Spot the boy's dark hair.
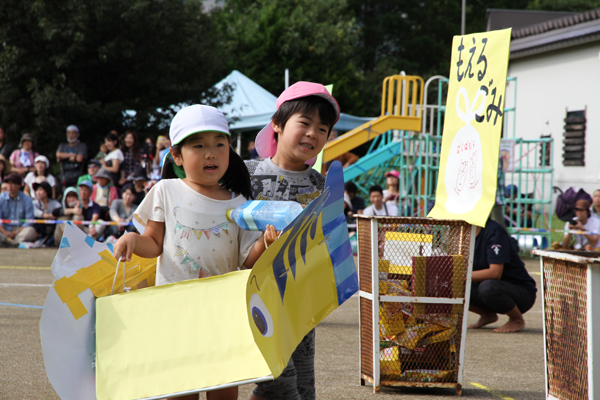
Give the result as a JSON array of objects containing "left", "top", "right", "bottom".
[
  {"left": 369, "top": 185, "right": 383, "bottom": 195},
  {"left": 272, "top": 95, "right": 337, "bottom": 142},
  {"left": 121, "top": 183, "right": 135, "bottom": 195},
  {"left": 162, "top": 137, "right": 254, "bottom": 200},
  {"left": 344, "top": 181, "right": 357, "bottom": 194}
]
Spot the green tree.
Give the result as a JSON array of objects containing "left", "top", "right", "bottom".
[
  {"left": 215, "top": 0, "right": 365, "bottom": 115},
  {"left": 346, "top": 0, "right": 535, "bottom": 115},
  {"left": 0, "top": 0, "right": 230, "bottom": 160},
  {"left": 527, "top": 0, "right": 600, "bottom": 12}
]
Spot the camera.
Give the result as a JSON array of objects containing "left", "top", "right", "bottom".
[{"left": 569, "top": 218, "right": 579, "bottom": 226}]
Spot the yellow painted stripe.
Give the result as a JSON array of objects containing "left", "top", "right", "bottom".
[
  {"left": 470, "top": 382, "right": 516, "bottom": 400},
  {"left": 530, "top": 271, "right": 541, "bottom": 275},
  {"left": 0, "top": 266, "right": 51, "bottom": 270}
]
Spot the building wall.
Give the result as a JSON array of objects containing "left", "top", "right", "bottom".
[{"left": 507, "top": 42, "right": 600, "bottom": 194}]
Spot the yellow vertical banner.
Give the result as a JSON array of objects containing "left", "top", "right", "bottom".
[{"left": 428, "top": 29, "right": 511, "bottom": 227}]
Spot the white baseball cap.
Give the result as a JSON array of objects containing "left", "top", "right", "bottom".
[
  {"left": 169, "top": 105, "right": 230, "bottom": 146},
  {"left": 34, "top": 155, "right": 50, "bottom": 168}
]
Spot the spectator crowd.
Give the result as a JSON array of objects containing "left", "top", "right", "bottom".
[
  {"left": 2, "top": 123, "right": 600, "bottom": 254},
  {"left": 0, "top": 125, "right": 156, "bottom": 248}
]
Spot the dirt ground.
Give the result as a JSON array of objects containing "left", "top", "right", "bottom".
[{"left": 0, "top": 248, "right": 545, "bottom": 400}]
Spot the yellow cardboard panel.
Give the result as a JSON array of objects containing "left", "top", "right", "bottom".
[
  {"left": 53, "top": 249, "right": 156, "bottom": 320},
  {"left": 385, "top": 232, "right": 433, "bottom": 243},
  {"left": 96, "top": 270, "right": 270, "bottom": 400}
]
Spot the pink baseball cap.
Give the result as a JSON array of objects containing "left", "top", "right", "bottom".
[
  {"left": 385, "top": 169, "right": 400, "bottom": 179},
  {"left": 255, "top": 82, "right": 340, "bottom": 166}
]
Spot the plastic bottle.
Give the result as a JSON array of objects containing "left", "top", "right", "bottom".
[{"left": 226, "top": 200, "right": 303, "bottom": 231}]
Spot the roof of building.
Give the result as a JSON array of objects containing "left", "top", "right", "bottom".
[
  {"left": 486, "top": 9, "right": 577, "bottom": 32},
  {"left": 507, "top": 8, "right": 600, "bottom": 59},
  {"left": 511, "top": 8, "right": 600, "bottom": 38}
]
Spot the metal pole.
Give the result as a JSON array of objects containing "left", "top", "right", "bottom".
[
  {"left": 285, "top": 69, "right": 289, "bottom": 89},
  {"left": 370, "top": 218, "right": 380, "bottom": 392},
  {"left": 461, "top": 0, "right": 466, "bottom": 35}
]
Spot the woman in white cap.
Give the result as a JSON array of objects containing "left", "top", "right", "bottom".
[
  {"left": 9, "top": 133, "right": 39, "bottom": 177},
  {"left": 24, "top": 155, "right": 57, "bottom": 199}
]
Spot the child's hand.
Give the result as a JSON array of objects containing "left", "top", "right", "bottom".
[
  {"left": 264, "top": 224, "right": 280, "bottom": 248},
  {"left": 113, "top": 232, "right": 137, "bottom": 262}
]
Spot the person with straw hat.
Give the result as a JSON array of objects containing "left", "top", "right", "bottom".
[
  {"left": 9, "top": 133, "right": 39, "bottom": 178},
  {"left": 129, "top": 165, "right": 149, "bottom": 205}
]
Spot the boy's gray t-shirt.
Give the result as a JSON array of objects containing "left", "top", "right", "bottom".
[{"left": 245, "top": 158, "right": 325, "bottom": 205}]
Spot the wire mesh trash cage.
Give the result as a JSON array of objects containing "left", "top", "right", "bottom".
[
  {"left": 356, "top": 215, "right": 475, "bottom": 394},
  {"left": 532, "top": 249, "right": 600, "bottom": 400}
]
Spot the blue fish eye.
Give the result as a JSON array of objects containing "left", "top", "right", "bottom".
[
  {"left": 249, "top": 293, "right": 274, "bottom": 337},
  {"left": 252, "top": 307, "right": 267, "bottom": 335}
]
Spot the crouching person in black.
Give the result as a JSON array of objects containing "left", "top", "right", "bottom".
[{"left": 468, "top": 218, "right": 537, "bottom": 333}]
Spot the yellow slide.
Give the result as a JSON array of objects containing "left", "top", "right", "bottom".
[{"left": 323, "top": 75, "right": 424, "bottom": 163}]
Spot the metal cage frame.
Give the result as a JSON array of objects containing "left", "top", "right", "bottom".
[
  {"left": 533, "top": 249, "right": 600, "bottom": 400},
  {"left": 357, "top": 215, "right": 475, "bottom": 394}
]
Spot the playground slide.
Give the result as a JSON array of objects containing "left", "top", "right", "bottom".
[
  {"left": 323, "top": 114, "right": 421, "bottom": 163},
  {"left": 342, "top": 141, "right": 401, "bottom": 182}
]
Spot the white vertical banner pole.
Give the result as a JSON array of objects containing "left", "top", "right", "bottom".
[
  {"left": 285, "top": 69, "right": 289, "bottom": 89},
  {"left": 357, "top": 220, "right": 362, "bottom": 386},
  {"left": 457, "top": 224, "right": 476, "bottom": 390},
  {"left": 370, "top": 218, "right": 380, "bottom": 392},
  {"left": 461, "top": 0, "right": 466, "bottom": 35},
  {"left": 540, "top": 257, "right": 552, "bottom": 399},
  {"left": 540, "top": 257, "right": 550, "bottom": 399}
]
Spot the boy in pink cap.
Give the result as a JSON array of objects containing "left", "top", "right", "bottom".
[{"left": 246, "top": 82, "right": 340, "bottom": 400}]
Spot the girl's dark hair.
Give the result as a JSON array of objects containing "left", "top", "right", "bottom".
[
  {"left": 161, "top": 149, "right": 179, "bottom": 180},
  {"left": 123, "top": 130, "right": 141, "bottom": 160},
  {"left": 222, "top": 146, "right": 253, "bottom": 199},
  {"left": 161, "top": 137, "right": 254, "bottom": 200},
  {"left": 271, "top": 95, "right": 337, "bottom": 142},
  {"left": 105, "top": 133, "right": 119, "bottom": 145}
]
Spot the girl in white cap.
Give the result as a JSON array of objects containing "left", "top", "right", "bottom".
[
  {"left": 113, "top": 104, "right": 276, "bottom": 400},
  {"left": 24, "top": 155, "right": 57, "bottom": 199}
]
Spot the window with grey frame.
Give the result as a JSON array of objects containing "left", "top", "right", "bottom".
[{"left": 562, "top": 109, "right": 585, "bottom": 166}]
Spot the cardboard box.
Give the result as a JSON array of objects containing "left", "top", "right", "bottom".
[{"left": 412, "top": 255, "right": 464, "bottom": 314}]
